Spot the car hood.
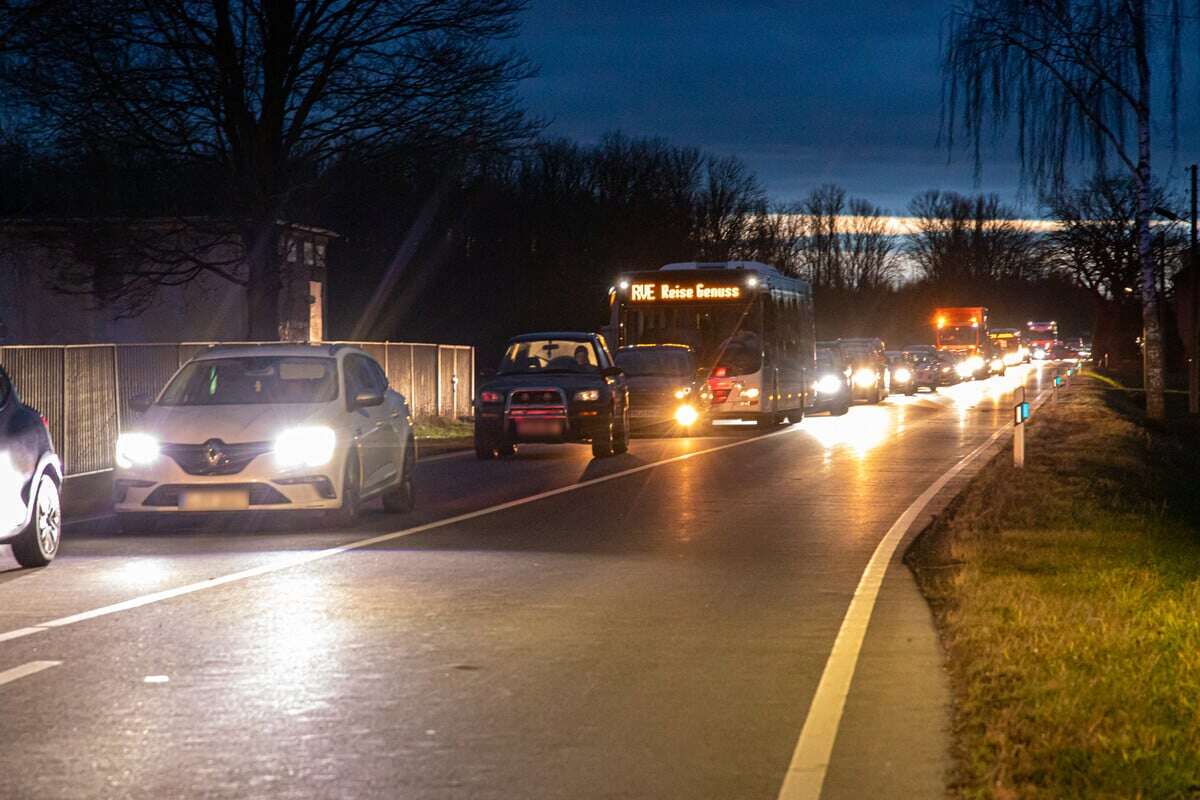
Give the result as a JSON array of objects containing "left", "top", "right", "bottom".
[
  {"left": 483, "top": 373, "right": 605, "bottom": 393},
  {"left": 132, "top": 403, "right": 337, "bottom": 444}
]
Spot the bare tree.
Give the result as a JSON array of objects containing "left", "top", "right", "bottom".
[
  {"left": 1, "top": 0, "right": 533, "bottom": 338},
  {"left": 907, "top": 190, "right": 1039, "bottom": 284},
  {"left": 1044, "top": 175, "right": 1183, "bottom": 300},
  {"left": 943, "top": 0, "right": 1187, "bottom": 418},
  {"left": 693, "top": 154, "right": 768, "bottom": 261},
  {"left": 798, "top": 184, "right": 846, "bottom": 289},
  {"left": 843, "top": 198, "right": 900, "bottom": 291}
]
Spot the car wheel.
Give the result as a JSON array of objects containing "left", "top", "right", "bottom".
[
  {"left": 382, "top": 439, "right": 416, "bottom": 513},
  {"left": 474, "top": 427, "right": 497, "bottom": 460},
  {"left": 614, "top": 407, "right": 630, "bottom": 454},
  {"left": 326, "top": 451, "right": 361, "bottom": 526},
  {"left": 12, "top": 474, "right": 61, "bottom": 568},
  {"left": 591, "top": 415, "right": 616, "bottom": 458}
]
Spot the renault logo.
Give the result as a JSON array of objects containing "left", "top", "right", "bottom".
[{"left": 203, "top": 440, "right": 227, "bottom": 467}]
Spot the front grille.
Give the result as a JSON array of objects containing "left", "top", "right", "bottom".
[
  {"left": 510, "top": 389, "right": 562, "bottom": 405},
  {"left": 162, "top": 440, "right": 272, "bottom": 476},
  {"left": 142, "top": 483, "right": 291, "bottom": 507}
]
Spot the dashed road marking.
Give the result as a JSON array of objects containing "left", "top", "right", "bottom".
[{"left": 0, "top": 660, "right": 61, "bottom": 687}]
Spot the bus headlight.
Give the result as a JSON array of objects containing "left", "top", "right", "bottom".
[
  {"left": 573, "top": 389, "right": 600, "bottom": 402},
  {"left": 275, "top": 426, "right": 337, "bottom": 468},
  {"left": 815, "top": 375, "right": 842, "bottom": 394},
  {"left": 674, "top": 404, "right": 699, "bottom": 427},
  {"left": 853, "top": 368, "right": 877, "bottom": 388},
  {"left": 116, "top": 433, "right": 160, "bottom": 468},
  {"left": 893, "top": 367, "right": 912, "bottom": 383}
]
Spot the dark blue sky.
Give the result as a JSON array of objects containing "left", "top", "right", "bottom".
[{"left": 514, "top": 1, "right": 1199, "bottom": 215}]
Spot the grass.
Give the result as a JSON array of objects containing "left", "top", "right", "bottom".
[
  {"left": 907, "top": 382, "right": 1200, "bottom": 799},
  {"left": 412, "top": 416, "right": 473, "bottom": 440}
]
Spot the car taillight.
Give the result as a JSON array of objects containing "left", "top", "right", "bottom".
[
  {"left": 480, "top": 391, "right": 503, "bottom": 403},
  {"left": 40, "top": 415, "right": 49, "bottom": 429},
  {"left": 712, "top": 366, "right": 728, "bottom": 378}
]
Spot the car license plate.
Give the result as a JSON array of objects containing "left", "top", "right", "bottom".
[
  {"left": 179, "top": 489, "right": 250, "bottom": 511},
  {"left": 515, "top": 419, "right": 563, "bottom": 437}
]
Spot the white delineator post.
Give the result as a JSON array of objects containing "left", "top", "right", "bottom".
[{"left": 1013, "top": 385, "right": 1026, "bottom": 468}]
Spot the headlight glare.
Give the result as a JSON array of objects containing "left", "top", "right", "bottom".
[
  {"left": 742, "top": 387, "right": 760, "bottom": 399},
  {"left": 673, "top": 387, "right": 691, "bottom": 400},
  {"left": 116, "top": 433, "right": 160, "bottom": 468},
  {"left": 573, "top": 389, "right": 600, "bottom": 402},
  {"left": 894, "top": 367, "right": 912, "bottom": 383},
  {"left": 955, "top": 361, "right": 974, "bottom": 378},
  {"left": 275, "top": 426, "right": 337, "bottom": 468},
  {"left": 674, "top": 404, "right": 699, "bottom": 426},
  {"left": 853, "top": 368, "right": 877, "bottom": 388},
  {"left": 815, "top": 375, "right": 842, "bottom": 394}
]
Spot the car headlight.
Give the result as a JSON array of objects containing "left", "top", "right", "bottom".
[
  {"left": 674, "top": 404, "right": 699, "bottom": 426},
  {"left": 964, "top": 355, "right": 984, "bottom": 371},
  {"left": 673, "top": 386, "right": 691, "bottom": 400},
  {"left": 955, "top": 360, "right": 974, "bottom": 378},
  {"left": 815, "top": 375, "right": 843, "bottom": 394},
  {"left": 573, "top": 389, "right": 600, "bottom": 402},
  {"left": 853, "top": 368, "right": 877, "bottom": 388},
  {"left": 116, "top": 433, "right": 160, "bottom": 468},
  {"left": 1033, "top": 348, "right": 1046, "bottom": 359},
  {"left": 742, "top": 387, "right": 760, "bottom": 399},
  {"left": 990, "top": 358, "right": 1004, "bottom": 371},
  {"left": 275, "top": 426, "right": 337, "bottom": 468},
  {"left": 893, "top": 367, "right": 912, "bottom": 383}
]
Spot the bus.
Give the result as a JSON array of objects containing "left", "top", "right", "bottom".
[
  {"left": 988, "top": 327, "right": 1029, "bottom": 365},
  {"left": 610, "top": 261, "right": 815, "bottom": 426}
]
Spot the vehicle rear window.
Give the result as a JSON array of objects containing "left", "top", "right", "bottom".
[
  {"left": 615, "top": 349, "right": 694, "bottom": 377},
  {"left": 159, "top": 357, "right": 338, "bottom": 406}
]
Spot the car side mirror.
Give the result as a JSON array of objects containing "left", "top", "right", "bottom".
[
  {"left": 130, "top": 394, "right": 152, "bottom": 413},
  {"left": 601, "top": 366, "right": 623, "bottom": 379},
  {"left": 354, "top": 391, "right": 385, "bottom": 409}
]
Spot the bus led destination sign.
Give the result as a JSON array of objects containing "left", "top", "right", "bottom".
[{"left": 629, "top": 282, "right": 742, "bottom": 302}]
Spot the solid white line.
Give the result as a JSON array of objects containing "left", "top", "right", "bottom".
[
  {"left": 776, "top": 385, "right": 1051, "bottom": 800},
  {"left": 8, "top": 426, "right": 802, "bottom": 640},
  {"left": 0, "top": 660, "right": 61, "bottom": 687},
  {"left": 0, "top": 627, "right": 47, "bottom": 643}
]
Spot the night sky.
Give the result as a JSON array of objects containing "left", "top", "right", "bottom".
[{"left": 516, "top": 0, "right": 1200, "bottom": 215}]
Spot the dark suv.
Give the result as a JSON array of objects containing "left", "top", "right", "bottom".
[
  {"left": 475, "top": 332, "right": 630, "bottom": 459},
  {"left": 0, "top": 366, "right": 63, "bottom": 567}
]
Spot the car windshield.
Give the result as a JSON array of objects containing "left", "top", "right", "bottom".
[
  {"left": 615, "top": 348, "right": 694, "bottom": 377},
  {"left": 839, "top": 343, "right": 872, "bottom": 363},
  {"left": 159, "top": 357, "right": 339, "bottom": 406},
  {"left": 499, "top": 339, "right": 599, "bottom": 374},
  {"left": 816, "top": 350, "right": 836, "bottom": 371},
  {"left": 938, "top": 326, "right": 978, "bottom": 345}
]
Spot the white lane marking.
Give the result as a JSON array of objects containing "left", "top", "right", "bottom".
[
  {"left": 777, "top": 385, "right": 1051, "bottom": 800},
  {"left": 143, "top": 675, "right": 169, "bottom": 684},
  {"left": 5, "top": 426, "right": 805, "bottom": 641},
  {"left": 0, "top": 627, "right": 47, "bottom": 643},
  {"left": 0, "top": 660, "right": 61, "bottom": 687}
]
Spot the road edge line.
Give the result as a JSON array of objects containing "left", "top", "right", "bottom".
[
  {"left": 0, "top": 660, "right": 61, "bottom": 687},
  {"left": 776, "top": 386, "right": 1050, "bottom": 800}
]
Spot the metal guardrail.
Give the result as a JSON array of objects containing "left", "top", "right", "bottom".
[{"left": 0, "top": 340, "right": 474, "bottom": 476}]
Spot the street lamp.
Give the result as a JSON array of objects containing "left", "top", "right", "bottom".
[{"left": 1154, "top": 163, "right": 1199, "bottom": 415}]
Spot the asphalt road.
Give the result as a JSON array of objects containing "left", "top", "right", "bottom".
[{"left": 0, "top": 364, "right": 1055, "bottom": 799}]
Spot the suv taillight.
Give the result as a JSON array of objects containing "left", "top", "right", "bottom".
[{"left": 40, "top": 415, "right": 49, "bottom": 429}]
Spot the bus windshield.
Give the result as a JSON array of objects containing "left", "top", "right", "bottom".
[{"left": 620, "top": 300, "right": 762, "bottom": 377}]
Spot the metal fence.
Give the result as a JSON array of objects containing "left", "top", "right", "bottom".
[{"left": 0, "top": 340, "right": 474, "bottom": 476}]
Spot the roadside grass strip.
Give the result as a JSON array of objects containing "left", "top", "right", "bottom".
[{"left": 907, "top": 384, "right": 1200, "bottom": 798}]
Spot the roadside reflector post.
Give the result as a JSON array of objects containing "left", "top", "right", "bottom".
[{"left": 1013, "top": 385, "right": 1027, "bottom": 468}]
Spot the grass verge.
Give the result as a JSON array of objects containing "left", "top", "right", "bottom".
[
  {"left": 906, "top": 382, "right": 1200, "bottom": 798},
  {"left": 412, "top": 416, "right": 473, "bottom": 441}
]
